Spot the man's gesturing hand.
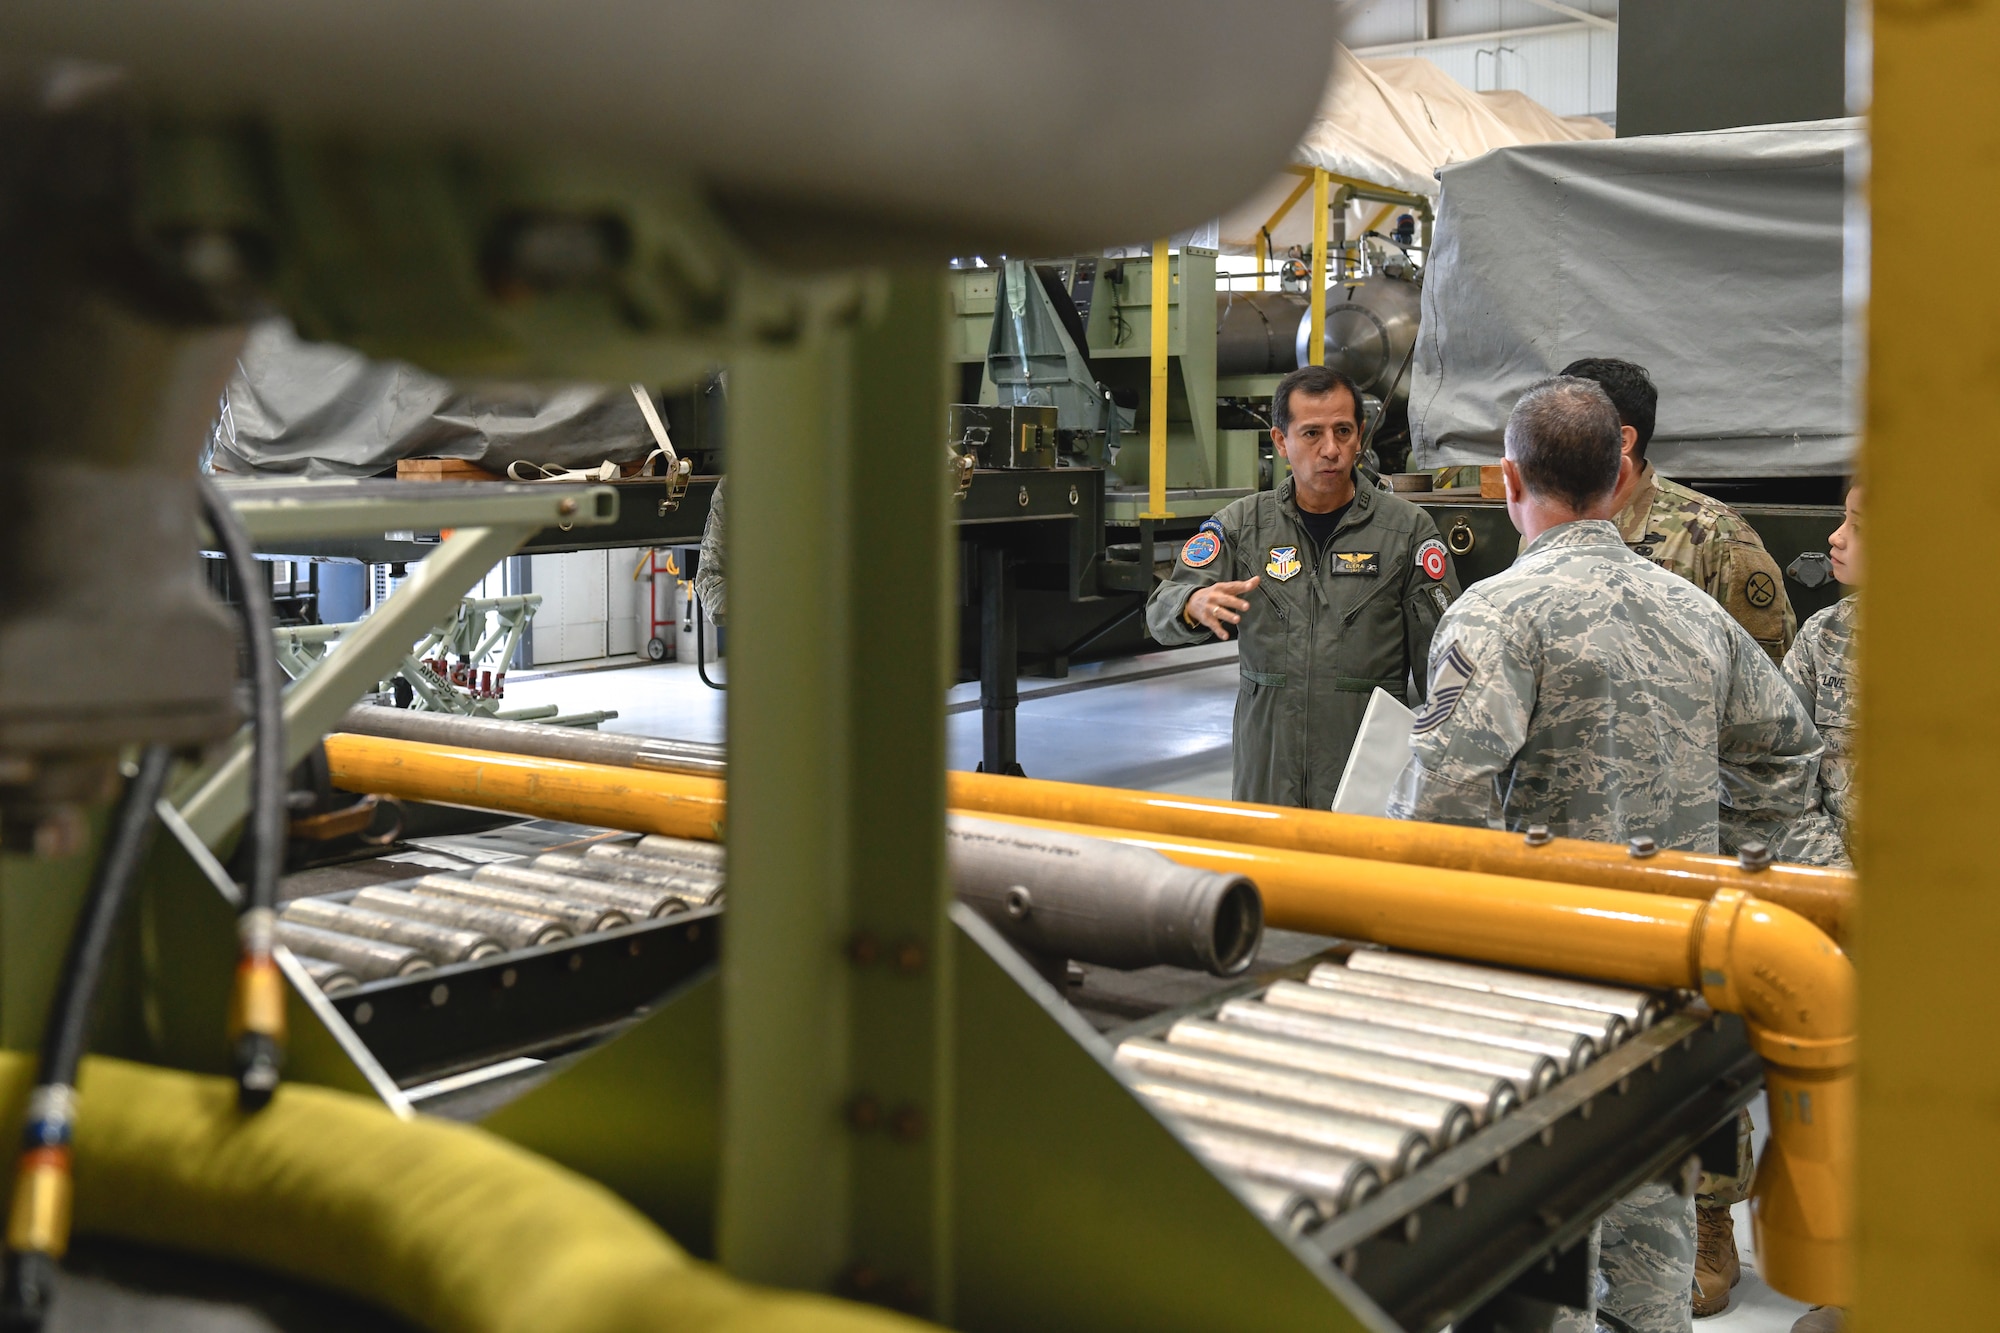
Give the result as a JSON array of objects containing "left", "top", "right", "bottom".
[{"left": 1185, "top": 576, "right": 1260, "bottom": 640}]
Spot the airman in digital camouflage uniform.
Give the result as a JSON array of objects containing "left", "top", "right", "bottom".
[
  {"left": 695, "top": 475, "right": 726, "bottom": 624},
  {"left": 1389, "top": 377, "right": 1824, "bottom": 1333},
  {"left": 1145, "top": 365, "right": 1458, "bottom": 807},
  {"left": 1560, "top": 360, "right": 1804, "bottom": 1312},
  {"left": 1562, "top": 358, "right": 1796, "bottom": 665},
  {"left": 1770, "top": 491, "right": 1861, "bottom": 1333}
]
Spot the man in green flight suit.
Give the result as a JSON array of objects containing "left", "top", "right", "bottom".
[{"left": 1144, "top": 365, "right": 1460, "bottom": 807}]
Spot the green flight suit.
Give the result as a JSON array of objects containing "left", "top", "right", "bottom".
[{"left": 1144, "top": 477, "right": 1460, "bottom": 808}]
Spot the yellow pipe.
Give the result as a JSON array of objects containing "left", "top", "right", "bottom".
[
  {"left": 946, "top": 771, "right": 1855, "bottom": 944},
  {"left": 323, "top": 733, "right": 727, "bottom": 841},
  {"left": 1308, "top": 169, "right": 1328, "bottom": 366},
  {"left": 1143, "top": 236, "right": 1173, "bottom": 519},
  {"left": 981, "top": 812, "right": 1854, "bottom": 1308}
]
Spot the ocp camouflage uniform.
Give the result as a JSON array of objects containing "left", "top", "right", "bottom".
[
  {"left": 1616, "top": 465, "right": 1796, "bottom": 664},
  {"left": 1145, "top": 475, "right": 1459, "bottom": 807},
  {"left": 1387, "top": 518, "right": 1823, "bottom": 1333}
]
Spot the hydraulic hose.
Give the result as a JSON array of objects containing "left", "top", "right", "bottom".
[
  {"left": 197, "top": 476, "right": 287, "bottom": 1110},
  {"left": 0, "top": 745, "right": 174, "bottom": 1330}
]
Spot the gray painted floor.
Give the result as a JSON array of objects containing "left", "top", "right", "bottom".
[{"left": 507, "top": 642, "right": 1815, "bottom": 1333}]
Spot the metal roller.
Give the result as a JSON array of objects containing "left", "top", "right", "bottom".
[
  {"left": 630, "top": 835, "right": 728, "bottom": 868},
  {"left": 336, "top": 706, "right": 727, "bottom": 778},
  {"left": 1176, "top": 1124, "right": 1379, "bottom": 1215},
  {"left": 1127, "top": 1075, "right": 1431, "bottom": 1179},
  {"left": 281, "top": 897, "right": 504, "bottom": 964},
  {"left": 531, "top": 852, "right": 725, "bottom": 906},
  {"left": 1230, "top": 1178, "right": 1325, "bottom": 1235},
  {"left": 948, "top": 815, "right": 1262, "bottom": 977},
  {"left": 410, "top": 874, "right": 630, "bottom": 934},
  {"left": 274, "top": 921, "right": 433, "bottom": 980},
  {"left": 352, "top": 886, "right": 571, "bottom": 950},
  {"left": 293, "top": 954, "right": 360, "bottom": 995},
  {"left": 1263, "top": 980, "right": 1595, "bottom": 1074},
  {"left": 474, "top": 863, "right": 692, "bottom": 919},
  {"left": 1217, "top": 998, "right": 1561, "bottom": 1097},
  {"left": 1346, "top": 950, "right": 1666, "bottom": 1030},
  {"left": 1306, "top": 962, "right": 1627, "bottom": 1049},
  {"left": 1116, "top": 1039, "right": 1474, "bottom": 1149},
  {"left": 1166, "top": 1018, "right": 1519, "bottom": 1126}
]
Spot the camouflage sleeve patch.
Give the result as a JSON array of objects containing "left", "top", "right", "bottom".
[
  {"left": 1716, "top": 540, "right": 1796, "bottom": 660},
  {"left": 1412, "top": 642, "right": 1475, "bottom": 735}
]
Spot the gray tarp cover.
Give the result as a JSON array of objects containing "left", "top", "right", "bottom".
[
  {"left": 205, "top": 319, "right": 653, "bottom": 479},
  {"left": 1410, "top": 120, "right": 1859, "bottom": 478}
]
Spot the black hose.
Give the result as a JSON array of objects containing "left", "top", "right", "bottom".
[
  {"left": 195, "top": 476, "right": 286, "bottom": 1108},
  {"left": 0, "top": 744, "right": 174, "bottom": 1330}
]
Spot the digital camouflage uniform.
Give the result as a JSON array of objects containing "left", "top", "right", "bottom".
[
  {"left": 1144, "top": 475, "right": 1459, "bottom": 807},
  {"left": 695, "top": 474, "right": 726, "bottom": 623},
  {"left": 1615, "top": 465, "right": 1796, "bottom": 664},
  {"left": 1387, "top": 519, "right": 1823, "bottom": 1333},
  {"left": 1773, "top": 596, "right": 1858, "bottom": 868}
]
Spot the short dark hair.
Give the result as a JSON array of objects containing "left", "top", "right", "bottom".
[
  {"left": 1558, "top": 357, "right": 1657, "bottom": 460},
  {"left": 1505, "top": 377, "right": 1623, "bottom": 512},
  {"left": 1272, "top": 365, "right": 1363, "bottom": 436}
]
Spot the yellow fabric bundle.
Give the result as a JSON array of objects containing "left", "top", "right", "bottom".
[{"left": 0, "top": 1053, "right": 923, "bottom": 1333}]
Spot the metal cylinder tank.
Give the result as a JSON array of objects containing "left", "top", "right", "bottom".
[
  {"left": 1215, "top": 291, "right": 1308, "bottom": 377},
  {"left": 1294, "top": 273, "right": 1422, "bottom": 405}
]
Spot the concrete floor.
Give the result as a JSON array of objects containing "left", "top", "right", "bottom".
[{"left": 506, "top": 641, "right": 1816, "bottom": 1333}]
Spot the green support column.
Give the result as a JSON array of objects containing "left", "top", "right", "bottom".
[{"left": 721, "top": 268, "right": 955, "bottom": 1318}]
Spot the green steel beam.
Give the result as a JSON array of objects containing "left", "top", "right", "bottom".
[{"left": 720, "top": 269, "right": 955, "bottom": 1317}]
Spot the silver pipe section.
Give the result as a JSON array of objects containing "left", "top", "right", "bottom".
[
  {"left": 353, "top": 886, "right": 571, "bottom": 950},
  {"left": 1346, "top": 949, "right": 1666, "bottom": 1030},
  {"left": 1166, "top": 1018, "right": 1518, "bottom": 1126},
  {"left": 1176, "top": 1124, "right": 1379, "bottom": 1215},
  {"left": 1217, "top": 998, "right": 1561, "bottom": 1097},
  {"left": 632, "top": 834, "right": 727, "bottom": 867},
  {"left": 410, "top": 874, "right": 630, "bottom": 934},
  {"left": 1127, "top": 1075, "right": 1430, "bottom": 1179},
  {"left": 1305, "top": 962, "right": 1626, "bottom": 1049},
  {"left": 294, "top": 954, "right": 360, "bottom": 995},
  {"left": 274, "top": 921, "right": 433, "bottom": 980},
  {"left": 1230, "top": 1179, "right": 1325, "bottom": 1235},
  {"left": 335, "top": 705, "right": 727, "bottom": 777},
  {"left": 476, "top": 863, "right": 693, "bottom": 919},
  {"left": 1115, "top": 1039, "right": 1474, "bottom": 1149},
  {"left": 948, "top": 816, "right": 1261, "bottom": 977},
  {"left": 1263, "top": 980, "right": 1595, "bottom": 1074},
  {"left": 592, "top": 841, "right": 725, "bottom": 876},
  {"left": 281, "top": 897, "right": 504, "bottom": 964},
  {"left": 531, "top": 852, "right": 724, "bottom": 906}
]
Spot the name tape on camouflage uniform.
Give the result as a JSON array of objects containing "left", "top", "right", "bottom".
[
  {"left": 1416, "top": 537, "right": 1448, "bottom": 581},
  {"left": 1413, "top": 641, "right": 1475, "bottom": 736}
]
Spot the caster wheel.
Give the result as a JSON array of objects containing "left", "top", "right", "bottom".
[{"left": 645, "top": 636, "right": 670, "bottom": 662}]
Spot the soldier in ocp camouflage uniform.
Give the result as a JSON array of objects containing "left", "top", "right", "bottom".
[
  {"left": 1389, "top": 378, "right": 1824, "bottom": 1333},
  {"left": 1561, "top": 359, "right": 1796, "bottom": 665}
]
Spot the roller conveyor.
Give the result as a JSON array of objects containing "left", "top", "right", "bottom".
[{"left": 1099, "top": 948, "right": 1761, "bottom": 1332}]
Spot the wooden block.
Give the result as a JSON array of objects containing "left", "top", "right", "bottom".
[
  {"left": 398, "top": 457, "right": 502, "bottom": 482},
  {"left": 1479, "top": 465, "right": 1505, "bottom": 499}
]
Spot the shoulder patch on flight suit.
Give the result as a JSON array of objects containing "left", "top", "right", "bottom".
[
  {"left": 1427, "top": 584, "right": 1451, "bottom": 615},
  {"left": 1413, "top": 642, "right": 1475, "bottom": 735},
  {"left": 1329, "top": 551, "right": 1380, "bottom": 576},
  {"left": 1181, "top": 531, "right": 1220, "bottom": 568},
  {"left": 1266, "top": 546, "right": 1302, "bottom": 581},
  {"left": 1416, "top": 538, "right": 1448, "bottom": 581}
]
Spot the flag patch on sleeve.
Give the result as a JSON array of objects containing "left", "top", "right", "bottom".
[{"left": 1412, "top": 642, "right": 1475, "bottom": 735}]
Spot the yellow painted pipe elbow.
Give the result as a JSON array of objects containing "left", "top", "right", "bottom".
[{"left": 1697, "top": 890, "right": 1856, "bottom": 1308}]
